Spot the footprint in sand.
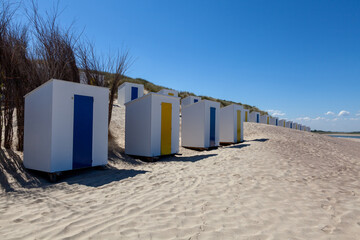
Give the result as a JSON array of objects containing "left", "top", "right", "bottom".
[
  {"left": 13, "top": 218, "right": 23, "bottom": 223},
  {"left": 321, "top": 204, "right": 332, "bottom": 211},
  {"left": 321, "top": 225, "right": 335, "bottom": 234},
  {"left": 41, "top": 212, "right": 50, "bottom": 216},
  {"left": 33, "top": 199, "right": 44, "bottom": 204},
  {"left": 326, "top": 197, "right": 337, "bottom": 204}
]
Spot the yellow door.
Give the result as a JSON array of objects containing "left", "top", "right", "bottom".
[
  {"left": 267, "top": 116, "right": 269, "bottom": 124},
  {"left": 161, "top": 102, "right": 172, "bottom": 155},
  {"left": 284, "top": 121, "right": 285, "bottom": 127},
  {"left": 245, "top": 111, "right": 248, "bottom": 122},
  {"left": 168, "top": 93, "right": 174, "bottom": 96},
  {"left": 237, "top": 110, "right": 241, "bottom": 142}
]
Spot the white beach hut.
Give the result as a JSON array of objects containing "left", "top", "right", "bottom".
[
  {"left": 243, "top": 109, "right": 250, "bottom": 122},
  {"left": 285, "top": 121, "right": 292, "bottom": 128},
  {"left": 157, "top": 89, "right": 179, "bottom": 97},
  {"left": 182, "top": 100, "right": 220, "bottom": 149},
  {"left": 270, "top": 117, "right": 279, "bottom": 126},
  {"left": 220, "top": 104, "right": 244, "bottom": 144},
  {"left": 23, "top": 79, "right": 109, "bottom": 176},
  {"left": 293, "top": 123, "right": 298, "bottom": 130},
  {"left": 249, "top": 111, "right": 260, "bottom": 123},
  {"left": 260, "top": 115, "right": 270, "bottom": 125},
  {"left": 118, "top": 82, "right": 144, "bottom": 105},
  {"left": 125, "top": 93, "right": 180, "bottom": 157},
  {"left": 278, "top": 119, "right": 286, "bottom": 127},
  {"left": 181, "top": 96, "right": 202, "bottom": 108}
]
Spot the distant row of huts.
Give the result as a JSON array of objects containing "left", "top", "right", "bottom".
[
  {"left": 23, "top": 79, "right": 311, "bottom": 178},
  {"left": 248, "top": 111, "right": 311, "bottom": 131}
]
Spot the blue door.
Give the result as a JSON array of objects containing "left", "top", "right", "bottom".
[
  {"left": 210, "top": 107, "right": 216, "bottom": 147},
  {"left": 256, "top": 114, "right": 259, "bottom": 123},
  {"left": 276, "top": 119, "right": 278, "bottom": 126},
  {"left": 194, "top": 99, "right": 198, "bottom": 103},
  {"left": 73, "top": 95, "right": 93, "bottom": 169},
  {"left": 131, "top": 87, "right": 138, "bottom": 100}
]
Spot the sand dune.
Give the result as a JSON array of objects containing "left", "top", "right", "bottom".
[{"left": 1, "top": 104, "right": 360, "bottom": 239}]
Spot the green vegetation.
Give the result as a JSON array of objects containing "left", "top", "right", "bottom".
[{"left": 118, "top": 76, "right": 268, "bottom": 115}]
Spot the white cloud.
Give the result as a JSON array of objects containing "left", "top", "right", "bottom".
[
  {"left": 356, "top": 112, "right": 360, "bottom": 116},
  {"left": 325, "top": 111, "right": 335, "bottom": 115},
  {"left": 305, "top": 117, "right": 360, "bottom": 132},
  {"left": 296, "top": 117, "right": 311, "bottom": 121},
  {"left": 267, "top": 109, "right": 286, "bottom": 116},
  {"left": 292, "top": 114, "right": 360, "bottom": 132},
  {"left": 338, "top": 110, "right": 350, "bottom": 117}
]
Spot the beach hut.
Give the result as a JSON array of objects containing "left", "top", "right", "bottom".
[
  {"left": 249, "top": 111, "right": 260, "bottom": 123},
  {"left": 157, "top": 89, "right": 179, "bottom": 97},
  {"left": 270, "top": 117, "right": 278, "bottom": 126},
  {"left": 125, "top": 93, "right": 180, "bottom": 157},
  {"left": 23, "top": 79, "right": 109, "bottom": 178},
  {"left": 243, "top": 109, "right": 249, "bottom": 122},
  {"left": 118, "top": 82, "right": 144, "bottom": 105},
  {"left": 285, "top": 121, "right": 292, "bottom": 128},
  {"left": 182, "top": 100, "right": 220, "bottom": 149},
  {"left": 181, "top": 96, "right": 202, "bottom": 108},
  {"left": 260, "top": 115, "right": 270, "bottom": 125},
  {"left": 220, "top": 104, "right": 244, "bottom": 144},
  {"left": 278, "top": 119, "right": 286, "bottom": 127},
  {"left": 293, "top": 123, "right": 298, "bottom": 130}
]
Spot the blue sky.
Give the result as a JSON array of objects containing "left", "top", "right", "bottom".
[{"left": 22, "top": 0, "right": 360, "bottom": 131}]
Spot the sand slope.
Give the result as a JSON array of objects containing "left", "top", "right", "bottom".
[{"left": 1, "top": 104, "right": 360, "bottom": 239}]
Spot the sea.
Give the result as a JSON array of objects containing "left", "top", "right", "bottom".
[{"left": 329, "top": 135, "right": 360, "bottom": 139}]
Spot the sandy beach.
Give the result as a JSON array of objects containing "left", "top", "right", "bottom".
[{"left": 1, "top": 104, "right": 360, "bottom": 240}]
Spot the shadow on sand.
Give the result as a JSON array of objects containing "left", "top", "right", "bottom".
[
  {"left": 58, "top": 166, "right": 148, "bottom": 187},
  {"left": 226, "top": 143, "right": 251, "bottom": 149},
  {"left": 0, "top": 146, "right": 147, "bottom": 190},
  {"left": 0, "top": 148, "right": 43, "bottom": 192},
  {"left": 182, "top": 147, "right": 219, "bottom": 152},
  {"left": 160, "top": 154, "right": 217, "bottom": 163},
  {"left": 248, "top": 138, "right": 269, "bottom": 142}
]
